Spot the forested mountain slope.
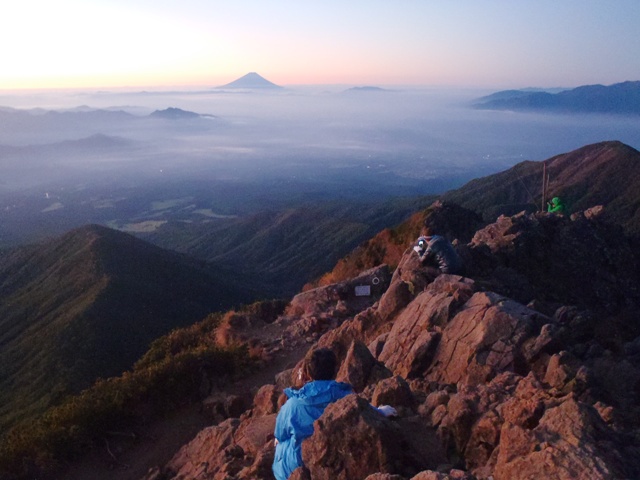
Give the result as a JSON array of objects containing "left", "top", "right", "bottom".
[
  {"left": 0, "top": 224, "right": 252, "bottom": 431},
  {"left": 312, "top": 141, "right": 640, "bottom": 287}
]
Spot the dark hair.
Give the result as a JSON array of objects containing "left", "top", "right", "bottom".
[
  {"left": 421, "top": 225, "right": 432, "bottom": 237},
  {"left": 307, "top": 348, "right": 338, "bottom": 381}
]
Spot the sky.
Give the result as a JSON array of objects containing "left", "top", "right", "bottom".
[{"left": 2, "top": 0, "right": 640, "bottom": 90}]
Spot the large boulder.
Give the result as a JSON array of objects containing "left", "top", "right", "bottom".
[
  {"left": 287, "top": 265, "right": 392, "bottom": 318},
  {"left": 163, "top": 418, "right": 242, "bottom": 479},
  {"left": 468, "top": 210, "right": 640, "bottom": 314},
  {"left": 371, "top": 376, "right": 415, "bottom": 410},
  {"left": 336, "top": 340, "right": 392, "bottom": 393},
  {"left": 494, "top": 375, "right": 639, "bottom": 480},
  {"left": 425, "top": 291, "right": 548, "bottom": 386},
  {"left": 378, "top": 276, "right": 475, "bottom": 378},
  {"left": 160, "top": 412, "right": 277, "bottom": 480},
  {"left": 302, "top": 395, "right": 446, "bottom": 479}
]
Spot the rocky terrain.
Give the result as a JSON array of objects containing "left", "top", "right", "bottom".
[{"left": 137, "top": 201, "right": 640, "bottom": 480}]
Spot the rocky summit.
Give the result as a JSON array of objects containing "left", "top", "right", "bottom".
[{"left": 140, "top": 201, "right": 640, "bottom": 480}]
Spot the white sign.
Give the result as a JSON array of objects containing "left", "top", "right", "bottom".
[{"left": 355, "top": 285, "right": 371, "bottom": 296}]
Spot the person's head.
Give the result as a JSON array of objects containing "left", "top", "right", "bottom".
[
  {"left": 418, "top": 226, "right": 433, "bottom": 249},
  {"left": 304, "top": 348, "right": 338, "bottom": 381}
]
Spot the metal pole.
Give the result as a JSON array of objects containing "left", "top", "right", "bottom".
[{"left": 542, "top": 162, "right": 547, "bottom": 211}]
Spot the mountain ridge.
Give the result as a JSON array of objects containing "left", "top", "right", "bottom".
[
  {"left": 474, "top": 80, "right": 640, "bottom": 115},
  {"left": 442, "top": 140, "right": 640, "bottom": 235},
  {"left": 141, "top": 196, "right": 436, "bottom": 297},
  {"left": 149, "top": 107, "right": 216, "bottom": 120},
  {"left": 308, "top": 141, "right": 640, "bottom": 288},
  {"left": 0, "top": 224, "right": 253, "bottom": 432}
]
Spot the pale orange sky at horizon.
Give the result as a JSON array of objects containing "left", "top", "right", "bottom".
[{"left": 2, "top": 0, "right": 639, "bottom": 91}]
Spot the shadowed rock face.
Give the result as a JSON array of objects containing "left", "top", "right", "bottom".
[
  {"left": 301, "top": 395, "right": 446, "bottom": 480},
  {"left": 147, "top": 207, "right": 640, "bottom": 480},
  {"left": 467, "top": 208, "right": 640, "bottom": 314}
]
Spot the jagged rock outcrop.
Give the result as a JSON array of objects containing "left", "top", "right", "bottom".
[
  {"left": 280, "top": 265, "right": 392, "bottom": 346},
  {"left": 424, "top": 291, "right": 549, "bottom": 385},
  {"left": 287, "top": 265, "right": 391, "bottom": 319},
  {"left": 146, "top": 207, "right": 640, "bottom": 480},
  {"left": 160, "top": 413, "right": 277, "bottom": 479},
  {"left": 425, "top": 371, "right": 640, "bottom": 479},
  {"left": 467, "top": 209, "right": 640, "bottom": 313},
  {"left": 378, "top": 275, "right": 475, "bottom": 378},
  {"left": 301, "top": 395, "right": 446, "bottom": 479}
]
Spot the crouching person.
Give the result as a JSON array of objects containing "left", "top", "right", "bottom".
[
  {"left": 272, "top": 348, "right": 352, "bottom": 480},
  {"left": 272, "top": 348, "right": 397, "bottom": 479},
  {"left": 413, "top": 229, "right": 463, "bottom": 277}
]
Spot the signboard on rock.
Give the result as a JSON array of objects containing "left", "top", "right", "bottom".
[{"left": 355, "top": 285, "right": 371, "bottom": 296}]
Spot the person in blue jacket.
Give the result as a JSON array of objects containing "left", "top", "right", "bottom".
[
  {"left": 272, "top": 349, "right": 397, "bottom": 480},
  {"left": 272, "top": 348, "right": 352, "bottom": 480}
]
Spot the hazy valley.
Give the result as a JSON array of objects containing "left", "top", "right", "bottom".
[
  {"left": 2, "top": 79, "right": 640, "bottom": 479},
  {"left": 2, "top": 83, "right": 640, "bottom": 249}
]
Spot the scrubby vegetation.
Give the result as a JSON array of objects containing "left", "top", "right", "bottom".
[
  {"left": 306, "top": 200, "right": 483, "bottom": 289},
  {"left": 307, "top": 210, "right": 424, "bottom": 288},
  {"left": 0, "top": 224, "right": 255, "bottom": 437},
  {"left": 0, "top": 310, "right": 257, "bottom": 479}
]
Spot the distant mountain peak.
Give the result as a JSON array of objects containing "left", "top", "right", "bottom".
[
  {"left": 473, "top": 80, "right": 640, "bottom": 114},
  {"left": 343, "top": 86, "right": 392, "bottom": 93},
  {"left": 58, "top": 133, "right": 133, "bottom": 149},
  {"left": 149, "top": 107, "right": 202, "bottom": 119},
  {"left": 218, "top": 72, "right": 282, "bottom": 89}
]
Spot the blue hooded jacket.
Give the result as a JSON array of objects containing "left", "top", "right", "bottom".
[{"left": 272, "top": 380, "right": 353, "bottom": 480}]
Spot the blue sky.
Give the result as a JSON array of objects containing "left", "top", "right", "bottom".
[{"left": 2, "top": 0, "right": 639, "bottom": 89}]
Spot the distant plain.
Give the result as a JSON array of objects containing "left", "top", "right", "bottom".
[{"left": 1, "top": 85, "right": 640, "bottom": 246}]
